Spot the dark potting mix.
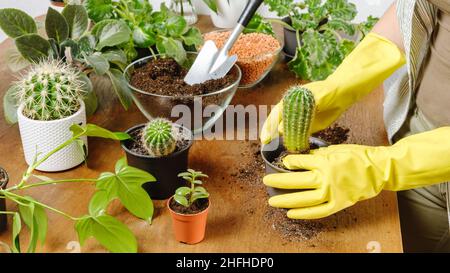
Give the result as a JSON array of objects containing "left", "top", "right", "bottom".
[
  {"left": 169, "top": 198, "right": 209, "bottom": 215},
  {"left": 130, "top": 58, "right": 239, "bottom": 96}
]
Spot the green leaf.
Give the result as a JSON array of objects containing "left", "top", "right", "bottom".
[
  {"left": 202, "top": 0, "right": 218, "bottom": 13},
  {"left": 15, "top": 34, "right": 51, "bottom": 63},
  {"left": 75, "top": 217, "right": 94, "bottom": 245},
  {"left": 288, "top": 48, "right": 310, "bottom": 80},
  {"left": 193, "top": 180, "right": 203, "bottom": 185},
  {"left": 60, "top": 39, "right": 80, "bottom": 59},
  {"left": 194, "top": 186, "right": 207, "bottom": 194},
  {"left": 106, "top": 68, "right": 133, "bottom": 110},
  {"left": 182, "top": 28, "right": 203, "bottom": 46},
  {"left": 102, "top": 49, "right": 127, "bottom": 66},
  {"left": 85, "top": 53, "right": 110, "bottom": 75},
  {"left": 12, "top": 213, "right": 21, "bottom": 253},
  {"left": 327, "top": 18, "right": 356, "bottom": 36},
  {"left": 62, "top": 4, "right": 89, "bottom": 39},
  {"left": 45, "top": 7, "right": 69, "bottom": 43},
  {"left": 0, "top": 8, "right": 37, "bottom": 38},
  {"left": 244, "top": 14, "right": 275, "bottom": 36},
  {"left": 167, "top": 15, "right": 187, "bottom": 37},
  {"left": 324, "top": 0, "right": 357, "bottom": 21},
  {"left": 175, "top": 187, "right": 191, "bottom": 196},
  {"left": 174, "top": 195, "right": 189, "bottom": 207},
  {"left": 97, "top": 157, "right": 155, "bottom": 221},
  {"left": 3, "top": 85, "right": 19, "bottom": 124},
  {"left": 358, "top": 16, "right": 378, "bottom": 38},
  {"left": 264, "top": 0, "right": 294, "bottom": 17},
  {"left": 132, "top": 26, "right": 156, "bottom": 48},
  {"left": 95, "top": 20, "right": 131, "bottom": 51},
  {"left": 78, "top": 73, "right": 98, "bottom": 116},
  {"left": 6, "top": 47, "right": 30, "bottom": 72},
  {"left": 78, "top": 34, "right": 96, "bottom": 55},
  {"left": 91, "top": 215, "right": 137, "bottom": 253},
  {"left": 89, "top": 190, "right": 111, "bottom": 216},
  {"left": 302, "top": 29, "right": 329, "bottom": 66},
  {"left": 91, "top": 19, "right": 115, "bottom": 37},
  {"left": 160, "top": 37, "right": 186, "bottom": 64},
  {"left": 18, "top": 196, "right": 48, "bottom": 249},
  {"left": 191, "top": 192, "right": 209, "bottom": 203},
  {"left": 84, "top": 0, "right": 114, "bottom": 22},
  {"left": 70, "top": 123, "right": 130, "bottom": 140}
]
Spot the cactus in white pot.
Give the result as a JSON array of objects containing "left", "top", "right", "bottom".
[{"left": 14, "top": 59, "right": 87, "bottom": 172}]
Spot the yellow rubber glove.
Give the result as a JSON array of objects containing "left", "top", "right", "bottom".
[
  {"left": 260, "top": 32, "right": 406, "bottom": 144},
  {"left": 263, "top": 127, "right": 450, "bottom": 219}
]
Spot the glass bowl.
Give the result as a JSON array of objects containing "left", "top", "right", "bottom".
[
  {"left": 203, "top": 29, "right": 283, "bottom": 89},
  {"left": 124, "top": 53, "right": 242, "bottom": 135}
]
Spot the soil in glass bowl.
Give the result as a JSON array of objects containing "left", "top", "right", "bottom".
[{"left": 130, "top": 58, "right": 238, "bottom": 97}]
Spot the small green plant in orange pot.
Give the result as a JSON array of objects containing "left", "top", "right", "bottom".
[{"left": 167, "top": 169, "right": 210, "bottom": 245}]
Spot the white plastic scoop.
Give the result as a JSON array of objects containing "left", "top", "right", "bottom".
[{"left": 184, "top": 0, "right": 264, "bottom": 85}]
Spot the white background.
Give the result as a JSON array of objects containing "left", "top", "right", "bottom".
[{"left": 0, "top": 0, "right": 394, "bottom": 42}]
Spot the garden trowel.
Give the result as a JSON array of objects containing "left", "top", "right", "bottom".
[{"left": 184, "top": 0, "right": 264, "bottom": 85}]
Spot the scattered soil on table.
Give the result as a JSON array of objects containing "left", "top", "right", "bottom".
[
  {"left": 130, "top": 58, "right": 238, "bottom": 96},
  {"left": 313, "top": 124, "right": 350, "bottom": 145},
  {"left": 125, "top": 126, "right": 191, "bottom": 157},
  {"left": 169, "top": 197, "right": 209, "bottom": 215},
  {"left": 204, "top": 31, "right": 281, "bottom": 86},
  {"left": 231, "top": 124, "right": 350, "bottom": 242},
  {"left": 0, "top": 169, "right": 7, "bottom": 188}
]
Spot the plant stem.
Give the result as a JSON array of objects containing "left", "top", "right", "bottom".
[
  {"left": 0, "top": 211, "right": 16, "bottom": 215},
  {"left": 5, "top": 191, "right": 80, "bottom": 221},
  {"left": 17, "top": 178, "right": 98, "bottom": 191},
  {"left": 148, "top": 47, "right": 157, "bottom": 59},
  {"left": 267, "top": 18, "right": 295, "bottom": 31}
]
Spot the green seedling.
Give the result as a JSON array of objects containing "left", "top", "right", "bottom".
[{"left": 174, "top": 169, "right": 209, "bottom": 208}]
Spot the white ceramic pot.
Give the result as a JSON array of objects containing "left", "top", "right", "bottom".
[
  {"left": 17, "top": 101, "right": 87, "bottom": 172},
  {"left": 210, "top": 0, "right": 248, "bottom": 29}
]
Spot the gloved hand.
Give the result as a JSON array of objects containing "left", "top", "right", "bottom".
[
  {"left": 260, "top": 32, "right": 406, "bottom": 144},
  {"left": 263, "top": 127, "right": 450, "bottom": 219}
]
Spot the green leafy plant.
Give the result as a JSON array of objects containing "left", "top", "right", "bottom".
[
  {"left": 14, "top": 59, "right": 85, "bottom": 121},
  {"left": 0, "top": 4, "right": 133, "bottom": 123},
  {"left": 265, "top": 0, "right": 378, "bottom": 81},
  {"left": 0, "top": 124, "right": 155, "bottom": 253},
  {"left": 174, "top": 169, "right": 209, "bottom": 207},
  {"left": 283, "top": 86, "right": 315, "bottom": 153},
  {"left": 142, "top": 118, "right": 177, "bottom": 157},
  {"left": 243, "top": 13, "right": 275, "bottom": 36},
  {"left": 84, "top": 0, "right": 203, "bottom": 63}
]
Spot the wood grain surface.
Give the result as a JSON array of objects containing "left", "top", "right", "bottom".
[{"left": 0, "top": 16, "right": 402, "bottom": 253}]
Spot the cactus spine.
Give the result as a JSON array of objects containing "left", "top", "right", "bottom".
[
  {"left": 142, "top": 118, "right": 177, "bottom": 157},
  {"left": 283, "top": 86, "right": 316, "bottom": 154},
  {"left": 15, "top": 59, "right": 85, "bottom": 121}
]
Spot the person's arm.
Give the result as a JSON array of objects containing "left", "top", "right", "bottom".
[
  {"left": 260, "top": 2, "right": 406, "bottom": 144},
  {"left": 372, "top": 1, "right": 405, "bottom": 52}
]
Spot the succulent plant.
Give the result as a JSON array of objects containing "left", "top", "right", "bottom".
[
  {"left": 142, "top": 118, "right": 177, "bottom": 157},
  {"left": 283, "top": 86, "right": 316, "bottom": 154},
  {"left": 15, "top": 59, "right": 85, "bottom": 121}
]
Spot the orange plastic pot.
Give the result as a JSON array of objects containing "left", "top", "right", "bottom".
[{"left": 167, "top": 197, "right": 210, "bottom": 245}]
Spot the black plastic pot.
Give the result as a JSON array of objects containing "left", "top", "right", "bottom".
[
  {"left": 282, "top": 17, "right": 329, "bottom": 61},
  {"left": 261, "top": 137, "right": 328, "bottom": 197},
  {"left": 0, "top": 167, "right": 9, "bottom": 233},
  {"left": 121, "top": 124, "right": 194, "bottom": 200}
]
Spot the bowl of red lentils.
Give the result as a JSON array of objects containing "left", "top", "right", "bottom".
[{"left": 203, "top": 30, "right": 283, "bottom": 88}]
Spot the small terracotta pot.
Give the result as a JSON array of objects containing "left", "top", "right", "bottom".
[{"left": 167, "top": 197, "right": 210, "bottom": 245}]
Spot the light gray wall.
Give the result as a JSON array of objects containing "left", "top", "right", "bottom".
[{"left": 0, "top": 0, "right": 393, "bottom": 42}]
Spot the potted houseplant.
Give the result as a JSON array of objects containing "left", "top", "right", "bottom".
[
  {"left": 121, "top": 119, "right": 194, "bottom": 200},
  {"left": 171, "top": 0, "right": 199, "bottom": 25},
  {"left": 0, "top": 4, "right": 133, "bottom": 123},
  {"left": 0, "top": 124, "right": 154, "bottom": 253},
  {"left": 13, "top": 59, "right": 87, "bottom": 172},
  {"left": 261, "top": 86, "right": 328, "bottom": 196},
  {"left": 203, "top": 0, "right": 248, "bottom": 28},
  {"left": 83, "top": 0, "right": 204, "bottom": 63},
  {"left": 0, "top": 167, "right": 9, "bottom": 233},
  {"left": 168, "top": 169, "right": 210, "bottom": 244},
  {"left": 264, "top": 0, "right": 378, "bottom": 81}
]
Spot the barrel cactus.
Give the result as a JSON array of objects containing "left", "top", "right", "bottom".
[
  {"left": 283, "top": 86, "right": 316, "bottom": 154},
  {"left": 142, "top": 118, "right": 177, "bottom": 157},
  {"left": 15, "top": 59, "right": 85, "bottom": 121}
]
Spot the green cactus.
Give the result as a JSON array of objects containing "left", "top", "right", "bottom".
[
  {"left": 142, "top": 118, "right": 177, "bottom": 157},
  {"left": 283, "top": 86, "right": 316, "bottom": 154},
  {"left": 15, "top": 59, "right": 85, "bottom": 121}
]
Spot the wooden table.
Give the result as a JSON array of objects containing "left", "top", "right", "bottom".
[{"left": 0, "top": 16, "right": 402, "bottom": 253}]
